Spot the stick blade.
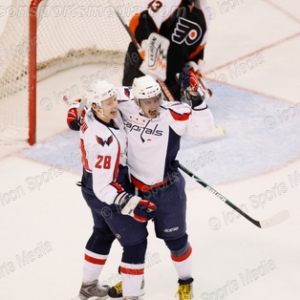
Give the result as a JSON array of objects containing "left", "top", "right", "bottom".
[
  {"left": 77, "top": 96, "right": 87, "bottom": 121},
  {"left": 259, "top": 210, "right": 290, "bottom": 229}
]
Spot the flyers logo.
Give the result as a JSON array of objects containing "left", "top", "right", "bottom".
[
  {"left": 96, "top": 135, "right": 113, "bottom": 146},
  {"left": 172, "top": 18, "right": 202, "bottom": 45}
]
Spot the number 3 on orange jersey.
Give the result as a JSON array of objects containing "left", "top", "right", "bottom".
[{"left": 148, "top": 0, "right": 162, "bottom": 12}]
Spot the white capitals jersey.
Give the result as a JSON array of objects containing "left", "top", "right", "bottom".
[
  {"left": 118, "top": 100, "right": 214, "bottom": 190},
  {"left": 79, "top": 108, "right": 127, "bottom": 205}
]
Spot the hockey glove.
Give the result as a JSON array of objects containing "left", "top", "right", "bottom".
[
  {"left": 184, "top": 61, "right": 213, "bottom": 99},
  {"left": 114, "top": 192, "right": 157, "bottom": 223},
  {"left": 176, "top": 69, "right": 199, "bottom": 92},
  {"left": 176, "top": 70, "right": 204, "bottom": 108},
  {"left": 64, "top": 96, "right": 87, "bottom": 130},
  {"left": 64, "top": 96, "right": 80, "bottom": 130}
]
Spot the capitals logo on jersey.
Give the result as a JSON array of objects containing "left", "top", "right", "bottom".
[
  {"left": 124, "top": 119, "right": 163, "bottom": 143},
  {"left": 172, "top": 17, "right": 202, "bottom": 46},
  {"left": 96, "top": 135, "right": 113, "bottom": 146}
]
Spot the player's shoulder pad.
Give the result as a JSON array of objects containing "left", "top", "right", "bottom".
[
  {"left": 162, "top": 101, "right": 192, "bottom": 121},
  {"left": 162, "top": 101, "right": 192, "bottom": 114}
]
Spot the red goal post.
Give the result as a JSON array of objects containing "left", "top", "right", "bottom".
[{"left": 0, "top": 0, "right": 145, "bottom": 145}]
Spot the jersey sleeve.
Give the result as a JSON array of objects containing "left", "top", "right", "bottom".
[
  {"left": 92, "top": 169, "right": 124, "bottom": 206},
  {"left": 79, "top": 112, "right": 125, "bottom": 206},
  {"left": 165, "top": 101, "right": 214, "bottom": 137}
]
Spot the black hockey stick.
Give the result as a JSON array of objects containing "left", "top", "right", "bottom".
[
  {"left": 108, "top": 0, "right": 144, "bottom": 59},
  {"left": 179, "top": 163, "right": 289, "bottom": 229}
]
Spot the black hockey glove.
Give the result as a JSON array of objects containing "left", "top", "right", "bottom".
[{"left": 114, "top": 192, "right": 157, "bottom": 223}]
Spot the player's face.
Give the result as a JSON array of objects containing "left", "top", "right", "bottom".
[
  {"left": 139, "top": 95, "right": 161, "bottom": 118},
  {"left": 101, "top": 94, "right": 118, "bottom": 119}
]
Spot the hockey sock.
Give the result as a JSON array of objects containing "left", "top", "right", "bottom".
[
  {"left": 165, "top": 235, "right": 193, "bottom": 281},
  {"left": 120, "top": 262, "right": 144, "bottom": 297},
  {"left": 171, "top": 244, "right": 193, "bottom": 280},
  {"left": 82, "top": 226, "right": 114, "bottom": 283},
  {"left": 120, "top": 240, "right": 147, "bottom": 296},
  {"left": 82, "top": 249, "right": 108, "bottom": 283}
]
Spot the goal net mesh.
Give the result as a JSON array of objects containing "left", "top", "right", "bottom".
[{"left": 0, "top": 0, "right": 145, "bottom": 144}]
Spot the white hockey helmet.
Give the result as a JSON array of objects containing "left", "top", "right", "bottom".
[
  {"left": 132, "top": 75, "right": 162, "bottom": 104},
  {"left": 88, "top": 79, "right": 116, "bottom": 108}
]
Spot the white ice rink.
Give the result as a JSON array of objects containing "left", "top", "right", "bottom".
[{"left": 1, "top": 1, "right": 300, "bottom": 299}]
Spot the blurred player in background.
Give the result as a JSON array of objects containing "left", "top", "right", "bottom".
[
  {"left": 65, "top": 80, "right": 156, "bottom": 300},
  {"left": 122, "top": 0, "right": 211, "bottom": 101}
]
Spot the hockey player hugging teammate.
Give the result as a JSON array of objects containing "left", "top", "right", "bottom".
[{"left": 65, "top": 74, "right": 214, "bottom": 299}]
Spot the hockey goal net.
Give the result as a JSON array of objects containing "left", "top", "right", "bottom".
[{"left": 0, "top": 0, "right": 145, "bottom": 145}]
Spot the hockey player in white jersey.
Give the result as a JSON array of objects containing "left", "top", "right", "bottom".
[
  {"left": 66, "top": 80, "right": 156, "bottom": 300},
  {"left": 108, "top": 73, "right": 214, "bottom": 300}
]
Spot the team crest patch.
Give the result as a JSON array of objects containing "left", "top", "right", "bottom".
[
  {"left": 96, "top": 135, "right": 113, "bottom": 146},
  {"left": 172, "top": 17, "right": 202, "bottom": 45}
]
